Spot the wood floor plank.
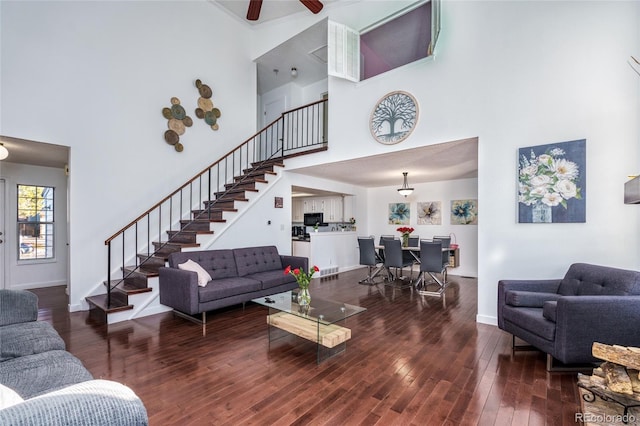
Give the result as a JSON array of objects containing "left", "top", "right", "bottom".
[{"left": 27, "top": 270, "right": 583, "bottom": 425}]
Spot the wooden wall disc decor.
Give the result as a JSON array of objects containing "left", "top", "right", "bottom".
[
  {"left": 194, "top": 79, "right": 222, "bottom": 131},
  {"left": 162, "top": 97, "right": 192, "bottom": 152}
]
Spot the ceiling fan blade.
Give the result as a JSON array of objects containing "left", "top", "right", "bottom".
[
  {"left": 299, "top": 0, "right": 323, "bottom": 14},
  {"left": 247, "top": 0, "right": 263, "bottom": 21}
]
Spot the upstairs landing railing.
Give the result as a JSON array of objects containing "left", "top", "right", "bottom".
[{"left": 103, "top": 98, "right": 328, "bottom": 307}]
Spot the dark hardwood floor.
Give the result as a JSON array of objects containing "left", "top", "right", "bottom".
[{"left": 31, "top": 269, "right": 582, "bottom": 425}]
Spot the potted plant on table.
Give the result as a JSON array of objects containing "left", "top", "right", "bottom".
[
  {"left": 396, "top": 226, "right": 414, "bottom": 247},
  {"left": 284, "top": 265, "right": 319, "bottom": 307}
]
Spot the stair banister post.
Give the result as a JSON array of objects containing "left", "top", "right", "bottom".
[{"left": 107, "top": 241, "right": 111, "bottom": 308}]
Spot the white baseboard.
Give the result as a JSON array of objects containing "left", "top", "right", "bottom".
[{"left": 476, "top": 314, "right": 497, "bottom": 326}]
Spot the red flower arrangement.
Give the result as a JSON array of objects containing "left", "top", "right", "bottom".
[
  {"left": 396, "top": 226, "right": 415, "bottom": 236},
  {"left": 284, "top": 265, "right": 319, "bottom": 289}
]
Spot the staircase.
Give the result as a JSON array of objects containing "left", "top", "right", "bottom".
[{"left": 86, "top": 98, "right": 328, "bottom": 324}]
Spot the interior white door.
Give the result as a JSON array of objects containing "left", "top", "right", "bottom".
[{"left": 261, "top": 96, "right": 286, "bottom": 160}]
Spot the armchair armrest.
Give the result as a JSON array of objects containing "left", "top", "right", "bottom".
[
  {"left": 0, "top": 290, "right": 38, "bottom": 326},
  {"left": 280, "top": 255, "right": 308, "bottom": 272},
  {"left": 158, "top": 267, "right": 200, "bottom": 315},
  {"left": 497, "top": 279, "right": 561, "bottom": 328},
  {"left": 0, "top": 379, "right": 148, "bottom": 426},
  {"left": 553, "top": 295, "right": 640, "bottom": 364}
]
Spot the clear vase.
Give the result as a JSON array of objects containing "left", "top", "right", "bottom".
[
  {"left": 402, "top": 234, "right": 409, "bottom": 247},
  {"left": 532, "top": 203, "right": 552, "bottom": 223},
  {"left": 298, "top": 287, "right": 311, "bottom": 307}
]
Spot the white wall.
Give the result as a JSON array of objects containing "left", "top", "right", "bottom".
[
  {"left": 0, "top": 162, "right": 68, "bottom": 290},
  {"left": 1, "top": 1, "right": 256, "bottom": 310},
  {"left": 368, "top": 178, "right": 478, "bottom": 278},
  {"left": 2, "top": 1, "right": 638, "bottom": 326},
  {"left": 252, "top": 1, "right": 640, "bottom": 325}
]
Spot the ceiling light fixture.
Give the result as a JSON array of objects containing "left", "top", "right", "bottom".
[
  {"left": 397, "top": 172, "right": 414, "bottom": 197},
  {"left": 0, "top": 143, "right": 8, "bottom": 161},
  {"left": 291, "top": 67, "right": 298, "bottom": 78}
]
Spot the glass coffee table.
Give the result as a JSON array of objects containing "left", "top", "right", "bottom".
[{"left": 252, "top": 290, "right": 366, "bottom": 364}]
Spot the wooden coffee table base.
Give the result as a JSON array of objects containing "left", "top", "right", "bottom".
[{"left": 267, "top": 312, "right": 351, "bottom": 348}]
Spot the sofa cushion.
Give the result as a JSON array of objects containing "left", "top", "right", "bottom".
[
  {"left": 557, "top": 278, "right": 580, "bottom": 296},
  {"left": 178, "top": 259, "right": 212, "bottom": 287},
  {"left": 564, "top": 263, "right": 640, "bottom": 296},
  {"left": 234, "top": 246, "right": 283, "bottom": 277},
  {"left": 0, "top": 383, "right": 23, "bottom": 409},
  {"left": 246, "top": 270, "right": 298, "bottom": 290},
  {"left": 505, "top": 290, "right": 561, "bottom": 308},
  {"left": 542, "top": 301, "right": 558, "bottom": 323},
  {"left": 0, "top": 322, "right": 66, "bottom": 362},
  {"left": 501, "top": 306, "right": 555, "bottom": 341},
  {"left": 169, "top": 250, "right": 238, "bottom": 280},
  {"left": 198, "top": 277, "right": 262, "bottom": 303},
  {"left": 0, "top": 350, "right": 93, "bottom": 399}
]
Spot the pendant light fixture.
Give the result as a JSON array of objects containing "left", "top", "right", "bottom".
[
  {"left": 0, "top": 143, "right": 8, "bottom": 160},
  {"left": 397, "top": 172, "right": 414, "bottom": 197}
]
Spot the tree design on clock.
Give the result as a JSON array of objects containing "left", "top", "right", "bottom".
[{"left": 370, "top": 91, "right": 418, "bottom": 145}]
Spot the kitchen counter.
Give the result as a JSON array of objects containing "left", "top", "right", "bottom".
[{"left": 292, "top": 231, "right": 359, "bottom": 277}]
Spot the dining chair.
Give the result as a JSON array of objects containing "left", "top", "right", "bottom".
[
  {"left": 357, "top": 236, "right": 383, "bottom": 285},
  {"left": 433, "top": 235, "right": 451, "bottom": 283},
  {"left": 378, "top": 235, "right": 394, "bottom": 264},
  {"left": 382, "top": 238, "right": 414, "bottom": 288},
  {"left": 403, "top": 235, "right": 420, "bottom": 266},
  {"left": 415, "top": 239, "right": 447, "bottom": 294}
]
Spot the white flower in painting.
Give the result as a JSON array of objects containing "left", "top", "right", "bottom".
[
  {"left": 530, "top": 174, "right": 552, "bottom": 187},
  {"left": 549, "top": 148, "right": 565, "bottom": 156},
  {"left": 520, "top": 164, "right": 537, "bottom": 177},
  {"left": 553, "top": 158, "right": 579, "bottom": 180},
  {"left": 530, "top": 186, "right": 548, "bottom": 198},
  {"left": 538, "top": 154, "right": 553, "bottom": 165},
  {"left": 554, "top": 179, "right": 577, "bottom": 199},
  {"left": 541, "top": 192, "right": 563, "bottom": 206}
]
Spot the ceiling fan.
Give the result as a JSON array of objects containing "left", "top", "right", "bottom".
[{"left": 247, "top": 0, "right": 323, "bottom": 21}]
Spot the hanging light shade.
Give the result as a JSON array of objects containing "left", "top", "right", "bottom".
[
  {"left": 0, "top": 143, "right": 8, "bottom": 161},
  {"left": 397, "top": 172, "right": 414, "bottom": 197}
]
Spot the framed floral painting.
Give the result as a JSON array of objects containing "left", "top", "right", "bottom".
[
  {"left": 389, "top": 203, "right": 410, "bottom": 225},
  {"left": 518, "top": 139, "right": 586, "bottom": 223},
  {"left": 451, "top": 200, "right": 478, "bottom": 225},
  {"left": 417, "top": 201, "right": 441, "bottom": 225}
]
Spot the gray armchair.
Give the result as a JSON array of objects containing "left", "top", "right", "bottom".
[{"left": 497, "top": 263, "right": 640, "bottom": 369}]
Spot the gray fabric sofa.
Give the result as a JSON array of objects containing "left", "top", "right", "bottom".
[
  {"left": 498, "top": 263, "right": 640, "bottom": 368},
  {"left": 158, "top": 245, "right": 308, "bottom": 322},
  {"left": 0, "top": 289, "right": 148, "bottom": 425}
]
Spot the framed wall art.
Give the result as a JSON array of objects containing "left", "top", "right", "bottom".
[
  {"left": 388, "top": 203, "right": 410, "bottom": 225},
  {"left": 451, "top": 199, "right": 478, "bottom": 225},
  {"left": 518, "top": 139, "right": 586, "bottom": 223},
  {"left": 370, "top": 91, "right": 418, "bottom": 145},
  {"left": 417, "top": 201, "right": 441, "bottom": 225}
]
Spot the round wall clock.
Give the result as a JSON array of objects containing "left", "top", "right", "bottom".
[{"left": 370, "top": 91, "right": 419, "bottom": 145}]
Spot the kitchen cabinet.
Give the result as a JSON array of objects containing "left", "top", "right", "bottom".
[
  {"left": 297, "top": 196, "right": 344, "bottom": 222},
  {"left": 322, "top": 197, "right": 343, "bottom": 222},
  {"left": 292, "top": 199, "right": 304, "bottom": 222}
]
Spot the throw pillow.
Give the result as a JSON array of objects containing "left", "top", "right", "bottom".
[
  {"left": 178, "top": 259, "right": 212, "bottom": 287},
  {"left": 0, "top": 383, "right": 23, "bottom": 409}
]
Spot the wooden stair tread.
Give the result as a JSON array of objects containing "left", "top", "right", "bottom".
[
  {"left": 105, "top": 280, "right": 153, "bottom": 295},
  {"left": 86, "top": 294, "right": 133, "bottom": 314},
  {"left": 122, "top": 266, "right": 159, "bottom": 277},
  {"left": 153, "top": 241, "right": 200, "bottom": 248}
]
